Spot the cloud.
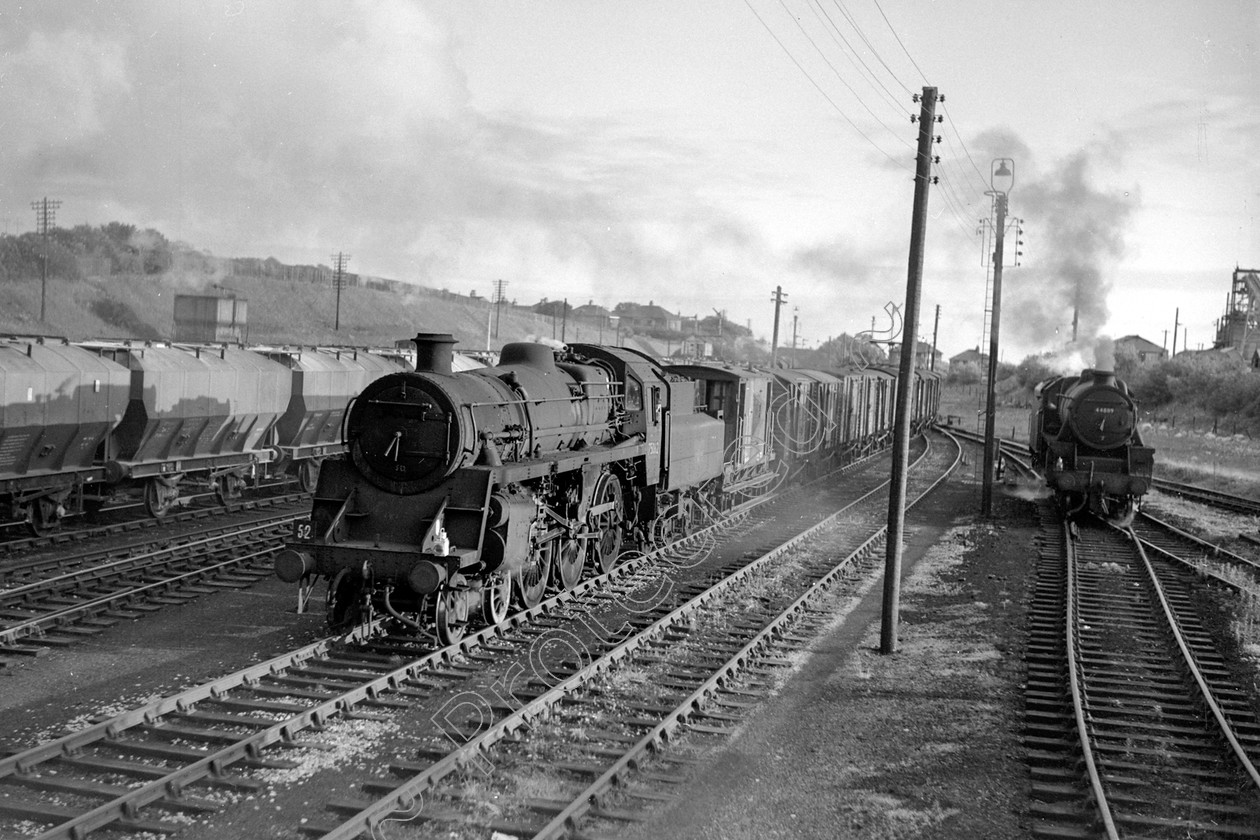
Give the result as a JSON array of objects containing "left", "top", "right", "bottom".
[
  {"left": 0, "top": 29, "right": 131, "bottom": 164},
  {"left": 3, "top": 2, "right": 810, "bottom": 324}
]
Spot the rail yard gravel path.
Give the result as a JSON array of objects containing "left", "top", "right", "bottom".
[{"left": 619, "top": 465, "right": 1033, "bottom": 840}]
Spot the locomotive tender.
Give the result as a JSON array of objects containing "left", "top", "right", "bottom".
[
  {"left": 1028, "top": 367, "right": 1154, "bottom": 524},
  {"left": 277, "top": 333, "right": 942, "bottom": 642}
]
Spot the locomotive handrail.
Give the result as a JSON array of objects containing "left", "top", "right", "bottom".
[
  {"left": 462, "top": 392, "right": 621, "bottom": 410},
  {"left": 340, "top": 395, "right": 357, "bottom": 446},
  {"left": 319, "top": 489, "right": 356, "bottom": 542}
]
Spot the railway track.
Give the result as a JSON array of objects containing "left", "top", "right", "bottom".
[
  {"left": 0, "top": 486, "right": 310, "bottom": 557},
  {"left": 370, "top": 445, "right": 965, "bottom": 840},
  {"left": 0, "top": 435, "right": 956, "bottom": 839},
  {"left": 1131, "top": 510, "right": 1260, "bottom": 583},
  {"left": 1151, "top": 477, "right": 1260, "bottom": 516},
  {"left": 1026, "top": 507, "right": 1260, "bottom": 838},
  {"left": 0, "top": 507, "right": 305, "bottom": 665}
]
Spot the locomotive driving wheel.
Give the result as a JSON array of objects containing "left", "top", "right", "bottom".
[
  {"left": 514, "top": 541, "right": 554, "bottom": 609},
  {"left": 433, "top": 588, "right": 469, "bottom": 646},
  {"left": 586, "top": 473, "right": 624, "bottom": 573},
  {"left": 477, "top": 570, "right": 512, "bottom": 626},
  {"left": 555, "top": 538, "right": 583, "bottom": 590}
]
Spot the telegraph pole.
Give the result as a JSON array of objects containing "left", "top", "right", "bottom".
[
  {"left": 791, "top": 307, "right": 799, "bottom": 368},
  {"left": 980, "top": 187, "right": 1010, "bottom": 516},
  {"left": 493, "top": 279, "right": 508, "bottom": 340},
  {"left": 881, "top": 86, "right": 937, "bottom": 655},
  {"left": 1172, "top": 307, "right": 1180, "bottom": 356},
  {"left": 770, "top": 285, "right": 787, "bottom": 367},
  {"left": 930, "top": 304, "right": 940, "bottom": 371},
  {"left": 980, "top": 159, "right": 1015, "bottom": 516},
  {"left": 31, "top": 197, "right": 61, "bottom": 322},
  {"left": 331, "top": 252, "right": 351, "bottom": 331}
]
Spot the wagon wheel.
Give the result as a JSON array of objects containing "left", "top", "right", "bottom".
[
  {"left": 27, "top": 498, "right": 63, "bottom": 537},
  {"left": 650, "top": 505, "right": 681, "bottom": 546},
  {"left": 586, "top": 474, "right": 624, "bottom": 573},
  {"left": 651, "top": 495, "right": 696, "bottom": 545},
  {"left": 554, "top": 538, "right": 584, "bottom": 590},
  {"left": 476, "top": 570, "right": 512, "bottom": 626},
  {"left": 433, "top": 589, "right": 468, "bottom": 646},
  {"left": 298, "top": 459, "right": 322, "bottom": 493},
  {"left": 214, "top": 474, "right": 245, "bottom": 507},
  {"left": 326, "top": 568, "right": 367, "bottom": 631},
  {"left": 144, "top": 478, "right": 179, "bottom": 519},
  {"left": 514, "top": 541, "right": 554, "bottom": 609}
]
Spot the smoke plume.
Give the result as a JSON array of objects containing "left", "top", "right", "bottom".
[
  {"left": 1093, "top": 335, "right": 1115, "bottom": 371},
  {"left": 1004, "top": 149, "right": 1137, "bottom": 355}
]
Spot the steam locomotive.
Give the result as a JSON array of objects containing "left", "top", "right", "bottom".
[
  {"left": 1028, "top": 367, "right": 1154, "bottom": 524},
  {"left": 277, "top": 332, "right": 941, "bottom": 642}
]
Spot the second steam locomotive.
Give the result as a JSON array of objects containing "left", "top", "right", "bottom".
[{"left": 1028, "top": 367, "right": 1154, "bottom": 524}]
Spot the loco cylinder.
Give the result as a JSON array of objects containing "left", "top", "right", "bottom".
[{"left": 1058, "top": 369, "right": 1136, "bottom": 451}]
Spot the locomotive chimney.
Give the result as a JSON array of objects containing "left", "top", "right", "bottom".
[
  {"left": 412, "top": 332, "right": 457, "bottom": 375},
  {"left": 1083, "top": 368, "right": 1117, "bottom": 388}
]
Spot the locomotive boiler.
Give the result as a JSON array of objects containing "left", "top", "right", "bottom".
[{"left": 1029, "top": 368, "right": 1154, "bottom": 524}]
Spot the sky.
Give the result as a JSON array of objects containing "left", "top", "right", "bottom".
[{"left": 2, "top": 1, "right": 1256, "bottom": 362}]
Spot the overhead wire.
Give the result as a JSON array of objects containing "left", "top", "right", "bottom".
[
  {"left": 744, "top": 0, "right": 994, "bottom": 239},
  {"left": 941, "top": 108, "right": 993, "bottom": 196},
  {"left": 934, "top": 169, "right": 986, "bottom": 239},
  {"left": 937, "top": 125, "right": 988, "bottom": 206},
  {"left": 866, "top": 0, "right": 991, "bottom": 199},
  {"left": 741, "top": 0, "right": 909, "bottom": 169},
  {"left": 870, "top": 0, "right": 930, "bottom": 86},
  {"left": 806, "top": 0, "right": 905, "bottom": 115},
  {"left": 776, "top": 0, "right": 912, "bottom": 152},
  {"left": 829, "top": 0, "right": 917, "bottom": 97}
]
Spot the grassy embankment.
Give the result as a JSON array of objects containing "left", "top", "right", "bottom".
[{"left": 0, "top": 270, "right": 603, "bottom": 351}]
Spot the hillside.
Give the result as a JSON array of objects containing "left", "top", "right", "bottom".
[{"left": 0, "top": 269, "right": 680, "bottom": 356}]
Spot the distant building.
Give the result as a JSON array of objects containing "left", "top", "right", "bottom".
[
  {"left": 948, "top": 347, "right": 988, "bottom": 370},
  {"left": 614, "top": 301, "right": 682, "bottom": 334},
  {"left": 572, "top": 301, "right": 611, "bottom": 322},
  {"left": 888, "top": 340, "right": 943, "bottom": 371},
  {"left": 174, "top": 294, "right": 247, "bottom": 343},
  {"left": 681, "top": 336, "right": 713, "bottom": 358},
  {"left": 1114, "top": 334, "right": 1166, "bottom": 364}
]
